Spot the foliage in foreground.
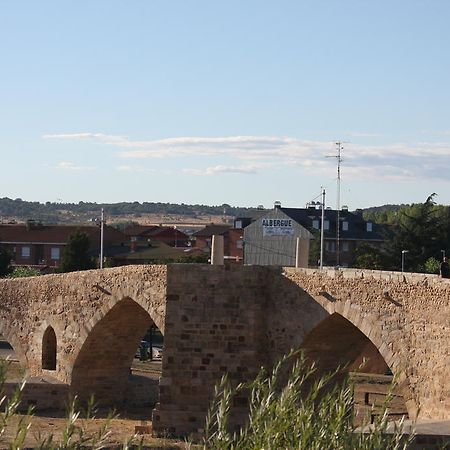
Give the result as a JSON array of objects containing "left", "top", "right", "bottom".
[
  {"left": 0, "top": 361, "right": 143, "bottom": 449},
  {"left": 203, "top": 353, "right": 411, "bottom": 450}
]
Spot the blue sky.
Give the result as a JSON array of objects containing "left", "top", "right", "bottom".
[{"left": 1, "top": 1, "right": 450, "bottom": 209}]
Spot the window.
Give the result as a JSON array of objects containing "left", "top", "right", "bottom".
[
  {"left": 236, "top": 240, "right": 243, "bottom": 249},
  {"left": 51, "top": 247, "right": 60, "bottom": 260},
  {"left": 21, "top": 246, "right": 30, "bottom": 258},
  {"left": 324, "top": 220, "right": 330, "bottom": 230},
  {"left": 342, "top": 221, "right": 349, "bottom": 231},
  {"left": 342, "top": 241, "right": 349, "bottom": 252},
  {"left": 367, "top": 222, "right": 373, "bottom": 232},
  {"left": 312, "top": 219, "right": 320, "bottom": 229},
  {"left": 235, "top": 220, "right": 243, "bottom": 229},
  {"left": 325, "top": 241, "right": 336, "bottom": 253}
]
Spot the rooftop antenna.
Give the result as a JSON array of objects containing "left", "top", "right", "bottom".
[{"left": 326, "top": 142, "right": 345, "bottom": 267}]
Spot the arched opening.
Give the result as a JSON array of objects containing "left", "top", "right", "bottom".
[
  {"left": 71, "top": 297, "right": 163, "bottom": 411},
  {"left": 0, "top": 330, "right": 25, "bottom": 381},
  {"left": 299, "top": 313, "right": 407, "bottom": 425},
  {"left": 42, "top": 326, "right": 57, "bottom": 370}
]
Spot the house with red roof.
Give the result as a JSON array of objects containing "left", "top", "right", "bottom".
[
  {"left": 0, "top": 220, "right": 126, "bottom": 271},
  {"left": 191, "top": 224, "right": 244, "bottom": 262},
  {"left": 123, "top": 224, "right": 189, "bottom": 250}
]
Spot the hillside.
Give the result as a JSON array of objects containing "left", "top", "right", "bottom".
[{"left": 0, "top": 197, "right": 260, "bottom": 226}]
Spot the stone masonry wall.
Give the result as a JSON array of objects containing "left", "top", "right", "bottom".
[
  {"left": 152, "top": 264, "right": 270, "bottom": 436},
  {"left": 1, "top": 264, "right": 450, "bottom": 436},
  {"left": 282, "top": 268, "right": 450, "bottom": 420},
  {"left": 0, "top": 265, "right": 167, "bottom": 384}
]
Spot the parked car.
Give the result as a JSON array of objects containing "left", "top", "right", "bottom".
[{"left": 152, "top": 346, "right": 163, "bottom": 359}]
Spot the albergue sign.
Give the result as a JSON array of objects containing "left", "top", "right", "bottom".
[{"left": 261, "top": 218, "right": 294, "bottom": 236}]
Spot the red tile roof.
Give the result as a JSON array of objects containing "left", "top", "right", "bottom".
[
  {"left": 192, "top": 224, "right": 231, "bottom": 238},
  {"left": 122, "top": 224, "right": 159, "bottom": 237},
  {"left": 0, "top": 224, "right": 126, "bottom": 246}
]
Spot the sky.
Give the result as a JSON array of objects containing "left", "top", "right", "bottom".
[{"left": 1, "top": 0, "right": 450, "bottom": 210}]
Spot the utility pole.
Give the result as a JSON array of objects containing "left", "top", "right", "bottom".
[
  {"left": 100, "top": 208, "right": 104, "bottom": 269},
  {"left": 320, "top": 187, "right": 326, "bottom": 270},
  {"left": 327, "top": 142, "right": 344, "bottom": 267}
]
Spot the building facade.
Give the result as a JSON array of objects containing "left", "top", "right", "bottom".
[
  {"left": 242, "top": 204, "right": 384, "bottom": 268},
  {"left": 0, "top": 221, "right": 126, "bottom": 271},
  {"left": 243, "top": 206, "right": 313, "bottom": 266}
]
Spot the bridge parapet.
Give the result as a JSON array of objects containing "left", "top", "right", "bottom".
[{"left": 293, "top": 267, "right": 449, "bottom": 284}]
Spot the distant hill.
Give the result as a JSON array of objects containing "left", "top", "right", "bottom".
[
  {"left": 360, "top": 204, "right": 407, "bottom": 214},
  {"left": 0, "top": 197, "right": 261, "bottom": 225}
]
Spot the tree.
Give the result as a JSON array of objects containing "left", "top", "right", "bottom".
[
  {"left": 59, "top": 230, "right": 95, "bottom": 273},
  {"left": 0, "top": 247, "right": 12, "bottom": 277},
  {"left": 353, "top": 243, "right": 383, "bottom": 270},
  {"left": 308, "top": 231, "right": 321, "bottom": 267},
  {"left": 381, "top": 194, "right": 450, "bottom": 271}
]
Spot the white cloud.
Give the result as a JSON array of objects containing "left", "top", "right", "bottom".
[
  {"left": 183, "top": 164, "right": 262, "bottom": 176},
  {"left": 53, "top": 161, "right": 95, "bottom": 171},
  {"left": 43, "top": 132, "right": 450, "bottom": 182}
]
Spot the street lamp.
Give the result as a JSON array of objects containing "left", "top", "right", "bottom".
[{"left": 401, "top": 250, "right": 409, "bottom": 273}]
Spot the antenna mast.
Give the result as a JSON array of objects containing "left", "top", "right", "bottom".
[{"left": 327, "top": 142, "right": 344, "bottom": 267}]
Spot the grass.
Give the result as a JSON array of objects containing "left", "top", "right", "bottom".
[
  {"left": 202, "top": 352, "right": 412, "bottom": 450},
  {"left": 0, "top": 352, "right": 413, "bottom": 449}
]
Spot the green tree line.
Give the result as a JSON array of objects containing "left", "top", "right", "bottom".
[
  {"left": 0, "top": 197, "right": 258, "bottom": 223},
  {"left": 356, "top": 194, "right": 450, "bottom": 273}
]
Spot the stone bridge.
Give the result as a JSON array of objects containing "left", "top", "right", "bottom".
[{"left": 0, "top": 264, "right": 449, "bottom": 435}]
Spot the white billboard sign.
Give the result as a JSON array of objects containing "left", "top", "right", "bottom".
[{"left": 262, "top": 218, "right": 294, "bottom": 236}]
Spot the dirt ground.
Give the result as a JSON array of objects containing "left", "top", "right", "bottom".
[
  {"left": 0, "top": 358, "right": 195, "bottom": 449},
  {"left": 0, "top": 413, "right": 194, "bottom": 449}
]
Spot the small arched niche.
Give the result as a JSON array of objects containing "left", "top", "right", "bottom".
[{"left": 42, "top": 326, "right": 57, "bottom": 370}]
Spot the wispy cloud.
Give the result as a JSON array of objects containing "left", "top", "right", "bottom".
[
  {"left": 43, "top": 133, "right": 450, "bottom": 182},
  {"left": 53, "top": 161, "right": 95, "bottom": 171},
  {"left": 115, "top": 165, "right": 156, "bottom": 173},
  {"left": 183, "top": 164, "right": 262, "bottom": 176}
]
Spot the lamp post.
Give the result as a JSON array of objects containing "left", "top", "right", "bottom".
[{"left": 401, "top": 250, "right": 409, "bottom": 273}]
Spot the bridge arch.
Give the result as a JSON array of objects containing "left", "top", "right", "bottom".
[
  {"left": 299, "top": 300, "right": 416, "bottom": 418},
  {"left": 0, "top": 317, "right": 28, "bottom": 371},
  {"left": 69, "top": 294, "right": 162, "bottom": 406}
]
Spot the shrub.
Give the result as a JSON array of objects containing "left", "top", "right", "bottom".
[
  {"left": 8, "top": 267, "right": 41, "bottom": 278},
  {"left": 203, "top": 353, "right": 411, "bottom": 450},
  {"left": 419, "top": 257, "right": 440, "bottom": 275}
]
